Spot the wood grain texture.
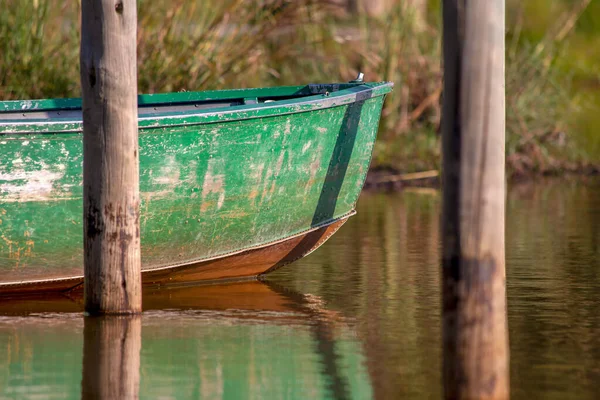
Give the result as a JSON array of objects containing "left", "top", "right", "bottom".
[
  {"left": 441, "top": 0, "right": 508, "bottom": 399},
  {"left": 80, "top": 0, "right": 141, "bottom": 314},
  {"left": 81, "top": 315, "right": 142, "bottom": 399}
]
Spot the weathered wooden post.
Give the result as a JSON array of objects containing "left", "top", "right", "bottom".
[
  {"left": 82, "top": 316, "right": 142, "bottom": 399},
  {"left": 441, "top": 0, "right": 508, "bottom": 399},
  {"left": 80, "top": 0, "right": 141, "bottom": 314}
]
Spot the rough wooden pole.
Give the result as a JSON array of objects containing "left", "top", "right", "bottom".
[
  {"left": 441, "top": 0, "right": 508, "bottom": 399},
  {"left": 82, "top": 316, "right": 142, "bottom": 399},
  {"left": 81, "top": 0, "right": 141, "bottom": 314}
]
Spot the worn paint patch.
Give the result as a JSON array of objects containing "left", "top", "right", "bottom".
[
  {"left": 0, "top": 161, "right": 65, "bottom": 202},
  {"left": 274, "top": 151, "right": 285, "bottom": 177},
  {"left": 1, "top": 233, "right": 35, "bottom": 264},
  {"left": 201, "top": 158, "right": 226, "bottom": 211},
  {"left": 304, "top": 146, "right": 323, "bottom": 194},
  {"left": 153, "top": 155, "right": 181, "bottom": 185},
  {"left": 260, "top": 168, "right": 273, "bottom": 204},
  {"left": 302, "top": 140, "right": 312, "bottom": 154}
]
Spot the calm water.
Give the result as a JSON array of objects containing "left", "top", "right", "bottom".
[{"left": 1, "top": 178, "right": 599, "bottom": 399}]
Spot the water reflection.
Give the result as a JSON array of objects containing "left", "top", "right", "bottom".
[
  {"left": 82, "top": 316, "right": 142, "bottom": 399},
  {"left": 270, "top": 188, "right": 443, "bottom": 400},
  {"left": 270, "top": 178, "right": 600, "bottom": 400},
  {"left": 0, "top": 178, "right": 598, "bottom": 399},
  {"left": 505, "top": 179, "right": 600, "bottom": 399},
  {"left": 0, "top": 281, "right": 372, "bottom": 399}
]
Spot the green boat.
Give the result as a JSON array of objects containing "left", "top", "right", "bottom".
[{"left": 0, "top": 81, "right": 392, "bottom": 294}]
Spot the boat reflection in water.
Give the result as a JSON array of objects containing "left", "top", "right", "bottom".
[{"left": 0, "top": 281, "right": 372, "bottom": 399}]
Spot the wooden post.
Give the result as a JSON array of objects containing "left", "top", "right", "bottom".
[
  {"left": 441, "top": 1, "right": 508, "bottom": 399},
  {"left": 82, "top": 316, "right": 142, "bottom": 399},
  {"left": 80, "top": 0, "right": 141, "bottom": 314}
]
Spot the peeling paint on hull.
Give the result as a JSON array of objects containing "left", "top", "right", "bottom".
[{"left": 0, "top": 82, "right": 392, "bottom": 294}]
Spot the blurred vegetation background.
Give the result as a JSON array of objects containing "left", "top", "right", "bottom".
[{"left": 1, "top": 0, "right": 598, "bottom": 177}]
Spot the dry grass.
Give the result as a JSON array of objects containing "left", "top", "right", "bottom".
[{"left": 0, "top": 0, "right": 595, "bottom": 176}]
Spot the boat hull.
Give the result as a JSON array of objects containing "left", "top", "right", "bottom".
[
  {"left": 0, "top": 213, "right": 349, "bottom": 295},
  {"left": 0, "top": 82, "right": 391, "bottom": 293}
]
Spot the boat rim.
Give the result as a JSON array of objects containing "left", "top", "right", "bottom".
[{"left": 0, "top": 82, "right": 393, "bottom": 135}]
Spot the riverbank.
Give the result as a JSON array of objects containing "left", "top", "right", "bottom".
[{"left": 363, "top": 165, "right": 600, "bottom": 191}]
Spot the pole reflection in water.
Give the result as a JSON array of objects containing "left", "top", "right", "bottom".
[{"left": 81, "top": 315, "right": 142, "bottom": 399}]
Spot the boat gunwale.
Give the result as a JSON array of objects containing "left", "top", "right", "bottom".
[{"left": 0, "top": 82, "right": 393, "bottom": 135}]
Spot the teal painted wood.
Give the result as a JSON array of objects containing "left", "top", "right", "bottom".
[{"left": 0, "top": 82, "right": 392, "bottom": 287}]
